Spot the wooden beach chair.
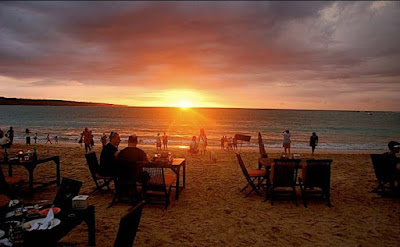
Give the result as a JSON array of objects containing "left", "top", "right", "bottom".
[
  {"left": 53, "top": 177, "right": 83, "bottom": 210},
  {"left": 85, "top": 152, "right": 114, "bottom": 194},
  {"left": 114, "top": 200, "right": 146, "bottom": 247},
  {"left": 370, "top": 154, "right": 399, "bottom": 193},
  {"left": 0, "top": 166, "right": 25, "bottom": 196},
  {"left": 236, "top": 153, "right": 266, "bottom": 197},
  {"left": 142, "top": 164, "right": 176, "bottom": 209},
  {"left": 299, "top": 159, "right": 333, "bottom": 207},
  {"left": 258, "top": 132, "right": 268, "bottom": 158},
  {"left": 268, "top": 159, "right": 300, "bottom": 205},
  {"left": 109, "top": 159, "right": 143, "bottom": 208}
]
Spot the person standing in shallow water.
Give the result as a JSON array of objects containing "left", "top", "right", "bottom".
[
  {"left": 46, "top": 134, "right": 52, "bottom": 144},
  {"left": 198, "top": 128, "right": 208, "bottom": 155},
  {"left": 162, "top": 132, "right": 168, "bottom": 150},
  {"left": 156, "top": 133, "right": 162, "bottom": 150},
  {"left": 282, "top": 130, "right": 291, "bottom": 154},
  {"left": 7, "top": 127, "right": 14, "bottom": 145},
  {"left": 310, "top": 132, "right": 319, "bottom": 155},
  {"left": 25, "top": 128, "right": 31, "bottom": 145}
]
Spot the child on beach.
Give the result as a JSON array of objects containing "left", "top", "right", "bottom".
[
  {"left": 46, "top": 134, "right": 52, "bottom": 144},
  {"left": 55, "top": 135, "right": 58, "bottom": 144},
  {"left": 188, "top": 136, "right": 198, "bottom": 154},
  {"left": 198, "top": 129, "right": 207, "bottom": 155},
  {"left": 34, "top": 133, "right": 38, "bottom": 144}
]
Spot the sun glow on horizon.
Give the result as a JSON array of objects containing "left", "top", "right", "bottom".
[{"left": 178, "top": 101, "right": 192, "bottom": 109}]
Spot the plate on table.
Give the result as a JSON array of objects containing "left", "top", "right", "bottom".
[
  {"left": 22, "top": 218, "right": 61, "bottom": 231},
  {"left": 39, "top": 207, "right": 61, "bottom": 217},
  {"left": 0, "top": 230, "right": 4, "bottom": 238}
]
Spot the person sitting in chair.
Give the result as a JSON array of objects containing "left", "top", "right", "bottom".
[
  {"left": 382, "top": 141, "right": 400, "bottom": 186},
  {"left": 118, "top": 135, "right": 149, "bottom": 163},
  {"left": 99, "top": 132, "right": 121, "bottom": 177}
]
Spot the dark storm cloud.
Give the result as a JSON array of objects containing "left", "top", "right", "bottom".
[{"left": 1, "top": 1, "right": 400, "bottom": 109}]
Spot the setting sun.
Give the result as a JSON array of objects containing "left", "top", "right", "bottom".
[{"left": 179, "top": 101, "right": 192, "bottom": 108}]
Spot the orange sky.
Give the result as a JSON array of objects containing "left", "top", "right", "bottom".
[{"left": 0, "top": 1, "right": 399, "bottom": 111}]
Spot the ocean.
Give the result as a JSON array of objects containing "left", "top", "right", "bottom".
[{"left": 0, "top": 105, "right": 399, "bottom": 150}]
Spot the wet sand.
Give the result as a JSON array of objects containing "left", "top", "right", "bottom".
[{"left": 2, "top": 143, "right": 399, "bottom": 247}]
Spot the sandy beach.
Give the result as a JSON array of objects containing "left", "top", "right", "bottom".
[{"left": 2, "top": 143, "right": 400, "bottom": 247}]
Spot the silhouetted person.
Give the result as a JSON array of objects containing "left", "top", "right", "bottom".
[
  {"left": 46, "top": 134, "right": 52, "bottom": 144},
  {"left": 7, "top": 127, "right": 14, "bottom": 145},
  {"left": 99, "top": 132, "right": 121, "bottom": 177},
  {"left": 25, "top": 128, "right": 31, "bottom": 145},
  {"left": 310, "top": 132, "right": 319, "bottom": 155},
  {"left": 162, "top": 132, "right": 168, "bottom": 150},
  {"left": 282, "top": 130, "right": 291, "bottom": 154}
]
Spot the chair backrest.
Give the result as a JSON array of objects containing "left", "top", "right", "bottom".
[
  {"left": 271, "top": 159, "right": 299, "bottom": 187},
  {"left": 370, "top": 154, "right": 397, "bottom": 182},
  {"left": 142, "top": 164, "right": 165, "bottom": 187},
  {"left": 258, "top": 132, "right": 268, "bottom": 158},
  {"left": 303, "top": 159, "right": 332, "bottom": 188},
  {"left": 85, "top": 152, "right": 100, "bottom": 175},
  {"left": 0, "top": 167, "right": 8, "bottom": 190},
  {"left": 236, "top": 153, "right": 251, "bottom": 182},
  {"left": 53, "top": 177, "right": 82, "bottom": 210},
  {"left": 114, "top": 200, "right": 146, "bottom": 247}
]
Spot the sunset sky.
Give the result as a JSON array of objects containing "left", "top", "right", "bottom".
[{"left": 1, "top": 1, "right": 399, "bottom": 111}]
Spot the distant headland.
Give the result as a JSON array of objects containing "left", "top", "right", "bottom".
[{"left": 0, "top": 96, "right": 125, "bottom": 107}]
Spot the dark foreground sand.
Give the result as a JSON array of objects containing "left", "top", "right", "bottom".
[{"left": 2, "top": 143, "right": 400, "bottom": 247}]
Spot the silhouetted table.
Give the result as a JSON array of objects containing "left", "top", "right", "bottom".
[{"left": 0, "top": 156, "right": 60, "bottom": 193}]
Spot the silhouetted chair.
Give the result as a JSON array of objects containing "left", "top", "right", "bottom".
[
  {"left": 236, "top": 153, "right": 266, "bottom": 197},
  {"left": 109, "top": 160, "right": 143, "bottom": 208},
  {"left": 258, "top": 132, "right": 268, "bottom": 158},
  {"left": 85, "top": 152, "right": 114, "bottom": 194},
  {"left": 0, "top": 166, "right": 25, "bottom": 196},
  {"left": 114, "top": 200, "right": 146, "bottom": 247},
  {"left": 267, "top": 159, "right": 300, "bottom": 205},
  {"left": 299, "top": 159, "right": 333, "bottom": 207},
  {"left": 370, "top": 154, "right": 399, "bottom": 193},
  {"left": 142, "top": 163, "right": 176, "bottom": 209},
  {"left": 53, "top": 177, "right": 83, "bottom": 210}
]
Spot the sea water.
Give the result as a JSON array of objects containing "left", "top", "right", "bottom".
[{"left": 0, "top": 105, "right": 399, "bottom": 150}]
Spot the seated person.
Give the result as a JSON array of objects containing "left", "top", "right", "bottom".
[
  {"left": 118, "top": 135, "right": 148, "bottom": 161},
  {"left": 99, "top": 132, "right": 121, "bottom": 177},
  {"left": 188, "top": 136, "right": 198, "bottom": 154},
  {"left": 0, "top": 130, "right": 11, "bottom": 149},
  {"left": 382, "top": 140, "right": 400, "bottom": 185},
  {"left": 118, "top": 135, "right": 149, "bottom": 182}
]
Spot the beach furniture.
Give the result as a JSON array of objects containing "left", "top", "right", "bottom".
[
  {"left": 142, "top": 162, "right": 177, "bottom": 209},
  {"left": 53, "top": 177, "right": 83, "bottom": 210},
  {"left": 370, "top": 154, "right": 399, "bottom": 193},
  {"left": 258, "top": 132, "right": 268, "bottom": 158},
  {"left": 299, "top": 159, "right": 333, "bottom": 207},
  {"left": 268, "top": 159, "right": 300, "bottom": 205},
  {"left": 0, "top": 164, "right": 25, "bottom": 196},
  {"left": 109, "top": 159, "right": 143, "bottom": 208},
  {"left": 236, "top": 153, "right": 266, "bottom": 197},
  {"left": 0, "top": 155, "right": 60, "bottom": 193},
  {"left": 114, "top": 200, "right": 146, "bottom": 247},
  {"left": 85, "top": 152, "right": 114, "bottom": 194}
]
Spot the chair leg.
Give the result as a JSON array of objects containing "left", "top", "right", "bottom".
[{"left": 293, "top": 186, "right": 298, "bottom": 206}]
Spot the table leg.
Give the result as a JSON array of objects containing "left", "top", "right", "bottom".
[
  {"left": 29, "top": 169, "right": 34, "bottom": 192},
  {"left": 175, "top": 169, "right": 180, "bottom": 200},
  {"left": 182, "top": 162, "right": 186, "bottom": 189},
  {"left": 85, "top": 206, "right": 96, "bottom": 246}
]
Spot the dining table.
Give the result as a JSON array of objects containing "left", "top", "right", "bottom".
[{"left": 0, "top": 155, "right": 60, "bottom": 193}]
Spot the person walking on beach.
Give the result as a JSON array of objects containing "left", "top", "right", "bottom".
[
  {"left": 34, "top": 133, "right": 38, "bottom": 144},
  {"left": 25, "top": 128, "right": 31, "bottom": 145},
  {"left": 198, "top": 128, "right": 208, "bottom": 155},
  {"left": 78, "top": 133, "right": 83, "bottom": 147},
  {"left": 233, "top": 136, "right": 238, "bottom": 150},
  {"left": 82, "top": 127, "right": 92, "bottom": 152},
  {"left": 101, "top": 133, "right": 107, "bottom": 147},
  {"left": 7, "top": 127, "right": 14, "bottom": 145},
  {"left": 54, "top": 135, "right": 58, "bottom": 144},
  {"left": 310, "top": 132, "right": 319, "bottom": 155},
  {"left": 99, "top": 132, "right": 121, "bottom": 177},
  {"left": 156, "top": 133, "right": 162, "bottom": 150},
  {"left": 46, "top": 134, "right": 52, "bottom": 144},
  {"left": 282, "top": 130, "right": 291, "bottom": 154},
  {"left": 162, "top": 132, "right": 168, "bottom": 150}
]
